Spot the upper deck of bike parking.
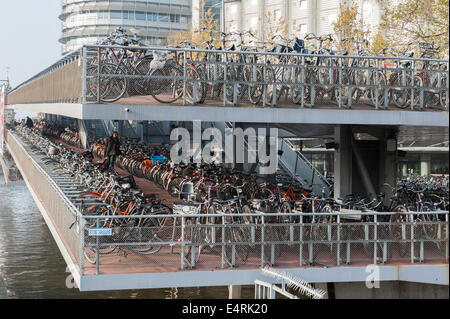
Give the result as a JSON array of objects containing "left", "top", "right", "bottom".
[{"left": 5, "top": 45, "right": 449, "bottom": 127}]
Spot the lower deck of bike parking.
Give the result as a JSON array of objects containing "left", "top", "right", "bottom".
[{"left": 5, "top": 128, "right": 448, "bottom": 293}]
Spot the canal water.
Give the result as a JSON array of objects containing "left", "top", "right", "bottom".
[{"left": 0, "top": 172, "right": 253, "bottom": 299}]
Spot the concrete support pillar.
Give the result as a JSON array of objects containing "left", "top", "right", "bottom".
[
  {"left": 228, "top": 285, "right": 242, "bottom": 299},
  {"left": 334, "top": 125, "right": 353, "bottom": 199},
  {"left": 420, "top": 154, "right": 431, "bottom": 176},
  {"left": 142, "top": 121, "right": 149, "bottom": 140},
  {"left": 77, "top": 119, "right": 89, "bottom": 149},
  {"left": 136, "top": 121, "right": 144, "bottom": 142},
  {"left": 379, "top": 129, "right": 399, "bottom": 206},
  {"left": 351, "top": 136, "right": 376, "bottom": 197},
  {"left": 401, "top": 163, "right": 407, "bottom": 178}
]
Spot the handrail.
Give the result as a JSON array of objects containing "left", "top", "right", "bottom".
[
  {"left": 282, "top": 138, "right": 331, "bottom": 188},
  {"left": 83, "top": 44, "right": 450, "bottom": 63}
]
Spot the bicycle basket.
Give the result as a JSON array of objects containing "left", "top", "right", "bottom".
[{"left": 173, "top": 202, "right": 201, "bottom": 215}]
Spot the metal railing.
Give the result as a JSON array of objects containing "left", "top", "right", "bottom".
[
  {"left": 81, "top": 44, "right": 449, "bottom": 110},
  {"left": 79, "top": 209, "right": 449, "bottom": 276},
  {"left": 6, "top": 44, "right": 449, "bottom": 113}
]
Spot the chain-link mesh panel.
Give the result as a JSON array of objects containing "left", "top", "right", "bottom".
[
  {"left": 81, "top": 46, "right": 449, "bottom": 110},
  {"left": 82, "top": 215, "right": 183, "bottom": 275},
  {"left": 7, "top": 132, "right": 83, "bottom": 271}
]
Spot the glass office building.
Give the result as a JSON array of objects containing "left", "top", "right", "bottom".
[{"left": 59, "top": 0, "right": 192, "bottom": 54}]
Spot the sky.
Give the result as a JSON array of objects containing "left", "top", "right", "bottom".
[{"left": 0, "top": 1, "right": 61, "bottom": 89}]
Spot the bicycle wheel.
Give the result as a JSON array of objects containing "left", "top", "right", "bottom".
[
  {"left": 185, "top": 64, "right": 207, "bottom": 104},
  {"left": 133, "top": 58, "right": 152, "bottom": 95},
  {"left": 87, "top": 63, "right": 128, "bottom": 103},
  {"left": 244, "top": 65, "right": 264, "bottom": 105},
  {"left": 126, "top": 221, "right": 163, "bottom": 255},
  {"left": 319, "top": 204, "right": 337, "bottom": 256},
  {"left": 333, "top": 71, "right": 355, "bottom": 108},
  {"left": 84, "top": 230, "right": 117, "bottom": 264},
  {"left": 389, "top": 205, "right": 409, "bottom": 258},
  {"left": 266, "top": 67, "right": 281, "bottom": 106},
  {"left": 293, "top": 68, "right": 317, "bottom": 106},
  {"left": 391, "top": 74, "right": 421, "bottom": 109},
  {"left": 369, "top": 70, "right": 388, "bottom": 107},
  {"left": 224, "top": 68, "right": 240, "bottom": 105},
  {"left": 419, "top": 204, "right": 439, "bottom": 240},
  {"left": 183, "top": 218, "right": 202, "bottom": 267},
  {"left": 149, "top": 63, "right": 183, "bottom": 104},
  {"left": 231, "top": 221, "right": 250, "bottom": 263},
  {"left": 167, "top": 178, "right": 181, "bottom": 197},
  {"left": 199, "top": 205, "right": 218, "bottom": 253}
]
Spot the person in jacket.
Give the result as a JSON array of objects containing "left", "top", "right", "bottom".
[
  {"left": 25, "top": 116, "right": 34, "bottom": 128},
  {"left": 103, "top": 131, "right": 121, "bottom": 170}
]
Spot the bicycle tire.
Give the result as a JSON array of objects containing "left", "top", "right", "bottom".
[{"left": 149, "top": 63, "right": 183, "bottom": 104}]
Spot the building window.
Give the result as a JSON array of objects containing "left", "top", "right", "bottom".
[
  {"left": 170, "top": 14, "right": 180, "bottom": 23},
  {"left": 274, "top": 9, "right": 281, "bottom": 20},
  {"left": 110, "top": 11, "right": 121, "bottom": 19},
  {"left": 136, "top": 12, "right": 146, "bottom": 20},
  {"left": 299, "top": 0, "right": 307, "bottom": 9},
  {"left": 230, "top": 4, "right": 238, "bottom": 16},
  {"left": 180, "top": 15, "right": 188, "bottom": 24},
  {"left": 328, "top": 14, "right": 338, "bottom": 25},
  {"left": 159, "top": 14, "right": 169, "bottom": 22},
  {"left": 250, "top": 16, "right": 258, "bottom": 29},
  {"left": 299, "top": 23, "right": 307, "bottom": 35}
]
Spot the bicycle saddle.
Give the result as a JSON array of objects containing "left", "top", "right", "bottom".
[{"left": 227, "top": 44, "right": 236, "bottom": 51}]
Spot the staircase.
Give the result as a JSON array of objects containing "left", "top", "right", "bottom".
[
  {"left": 213, "top": 122, "right": 331, "bottom": 196},
  {"left": 278, "top": 138, "right": 331, "bottom": 196}
]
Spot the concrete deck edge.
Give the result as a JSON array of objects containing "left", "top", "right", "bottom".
[
  {"left": 79, "top": 264, "right": 448, "bottom": 292},
  {"left": 7, "top": 103, "right": 449, "bottom": 127}
]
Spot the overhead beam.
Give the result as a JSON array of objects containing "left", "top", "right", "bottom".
[{"left": 7, "top": 103, "right": 449, "bottom": 127}]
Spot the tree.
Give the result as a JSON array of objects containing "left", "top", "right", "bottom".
[
  {"left": 166, "top": 0, "right": 221, "bottom": 50},
  {"left": 379, "top": 0, "right": 449, "bottom": 58},
  {"left": 332, "top": 3, "right": 369, "bottom": 54},
  {"left": 261, "top": 11, "right": 289, "bottom": 43},
  {"left": 370, "top": 32, "right": 390, "bottom": 54}
]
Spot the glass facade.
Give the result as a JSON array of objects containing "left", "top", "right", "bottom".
[{"left": 60, "top": 0, "right": 191, "bottom": 54}]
